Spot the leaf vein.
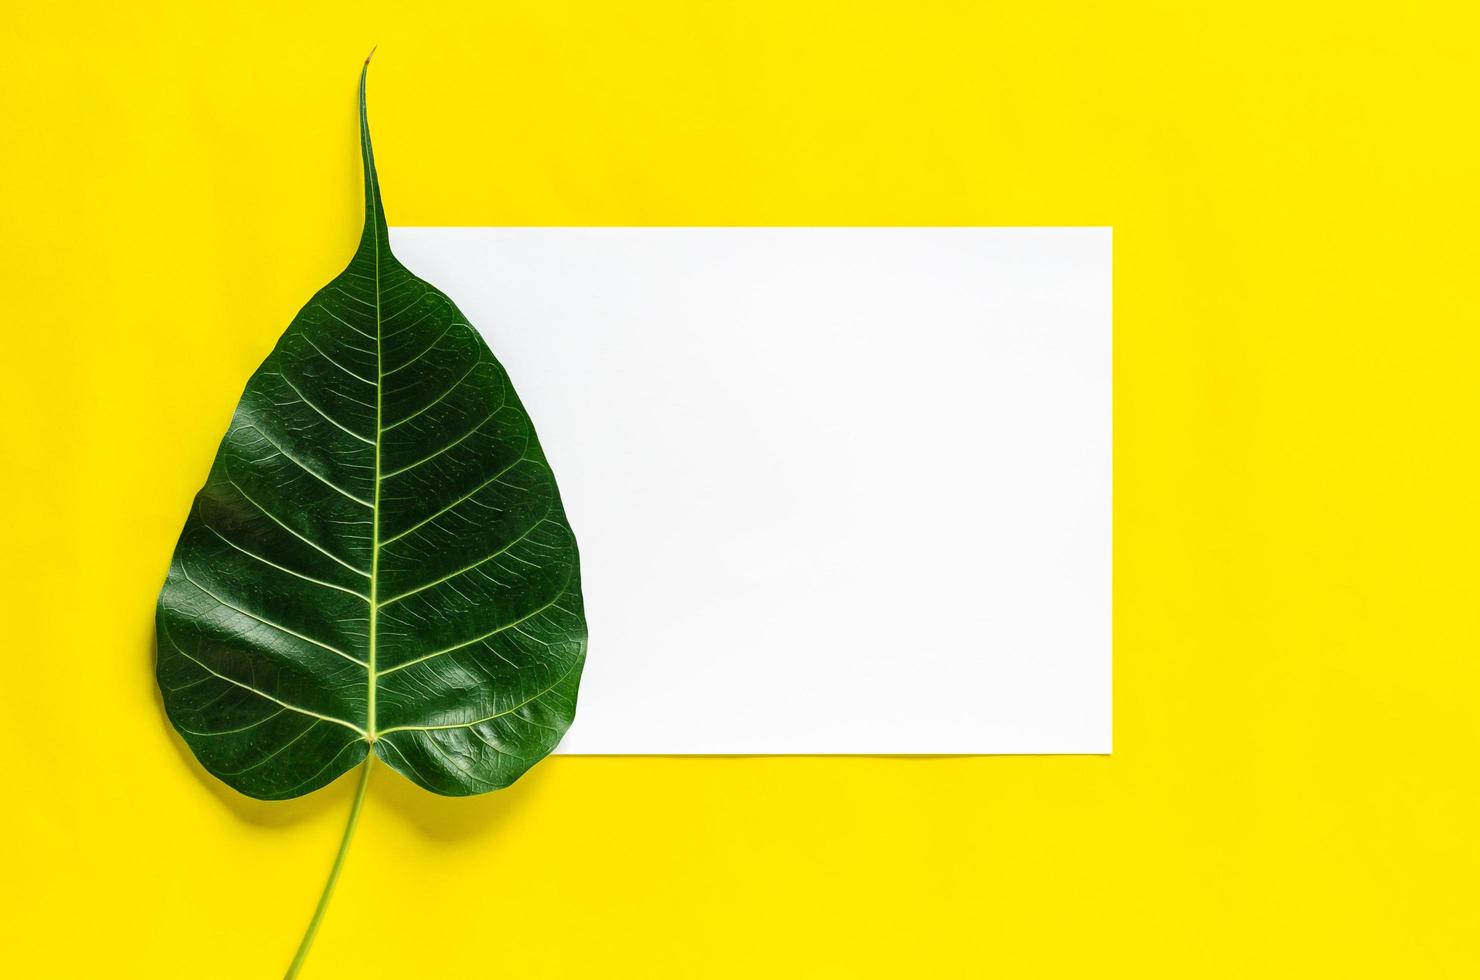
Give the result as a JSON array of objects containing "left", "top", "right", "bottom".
[
  {"left": 180, "top": 568, "right": 367, "bottom": 667},
  {"left": 159, "top": 621, "right": 367, "bottom": 737},
  {"left": 239, "top": 423, "right": 374, "bottom": 508},
  {"left": 224, "top": 477, "right": 372, "bottom": 578}
]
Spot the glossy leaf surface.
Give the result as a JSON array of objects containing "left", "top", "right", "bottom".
[{"left": 156, "top": 66, "right": 586, "bottom": 799}]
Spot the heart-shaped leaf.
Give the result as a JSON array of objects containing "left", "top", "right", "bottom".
[
  {"left": 157, "top": 62, "right": 586, "bottom": 800},
  {"left": 156, "top": 56, "right": 587, "bottom": 975}
]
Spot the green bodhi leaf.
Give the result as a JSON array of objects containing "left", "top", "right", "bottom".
[{"left": 155, "top": 55, "right": 586, "bottom": 976}]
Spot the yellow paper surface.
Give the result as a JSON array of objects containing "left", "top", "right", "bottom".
[{"left": 1, "top": 3, "right": 1475, "bottom": 976}]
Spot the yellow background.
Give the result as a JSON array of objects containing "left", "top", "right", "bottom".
[{"left": 1, "top": 2, "right": 1475, "bottom": 976}]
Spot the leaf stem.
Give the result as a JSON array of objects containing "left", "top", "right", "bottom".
[{"left": 284, "top": 753, "right": 374, "bottom": 979}]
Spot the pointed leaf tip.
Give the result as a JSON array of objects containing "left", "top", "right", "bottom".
[{"left": 365, "top": 45, "right": 377, "bottom": 65}]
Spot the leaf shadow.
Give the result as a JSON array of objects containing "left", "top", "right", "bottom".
[
  {"left": 370, "top": 750, "right": 555, "bottom": 844},
  {"left": 146, "top": 619, "right": 344, "bottom": 828}
]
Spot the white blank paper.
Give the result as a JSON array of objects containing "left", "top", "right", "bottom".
[{"left": 388, "top": 228, "right": 1111, "bottom": 754}]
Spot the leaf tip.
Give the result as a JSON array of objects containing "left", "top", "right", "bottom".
[{"left": 365, "top": 45, "right": 378, "bottom": 66}]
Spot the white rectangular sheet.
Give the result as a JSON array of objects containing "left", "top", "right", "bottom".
[{"left": 389, "top": 228, "right": 1111, "bottom": 754}]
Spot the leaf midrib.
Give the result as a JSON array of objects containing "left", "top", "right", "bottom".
[{"left": 364, "top": 85, "right": 383, "bottom": 745}]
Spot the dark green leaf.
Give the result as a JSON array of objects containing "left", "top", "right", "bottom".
[{"left": 156, "top": 61, "right": 586, "bottom": 801}]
